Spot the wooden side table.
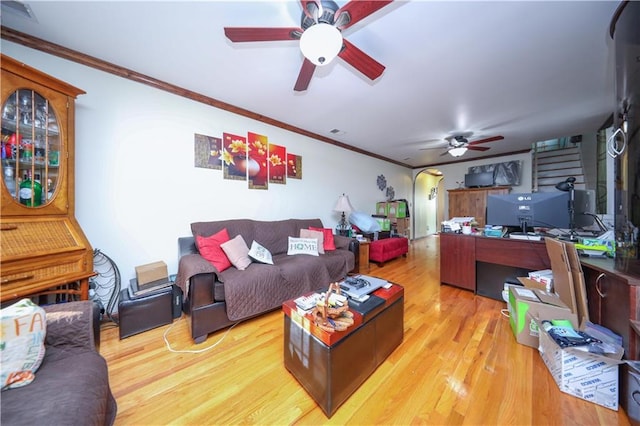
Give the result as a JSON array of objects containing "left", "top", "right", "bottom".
[{"left": 357, "top": 239, "right": 370, "bottom": 273}]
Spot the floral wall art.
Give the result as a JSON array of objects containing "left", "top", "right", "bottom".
[
  {"left": 247, "top": 132, "right": 268, "bottom": 190},
  {"left": 268, "top": 143, "right": 286, "bottom": 185},
  {"left": 287, "top": 153, "right": 302, "bottom": 179},
  {"left": 195, "top": 131, "right": 302, "bottom": 189},
  {"left": 193, "top": 133, "right": 221, "bottom": 170}
]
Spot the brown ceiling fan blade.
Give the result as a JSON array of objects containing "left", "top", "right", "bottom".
[
  {"left": 294, "top": 59, "right": 316, "bottom": 91},
  {"left": 468, "top": 146, "right": 491, "bottom": 152},
  {"left": 468, "top": 135, "right": 504, "bottom": 145},
  {"left": 224, "top": 27, "right": 301, "bottom": 42},
  {"left": 335, "top": 1, "right": 394, "bottom": 30},
  {"left": 338, "top": 39, "right": 385, "bottom": 81},
  {"left": 299, "top": 1, "right": 319, "bottom": 19}
]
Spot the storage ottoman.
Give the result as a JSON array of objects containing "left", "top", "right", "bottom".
[
  {"left": 369, "top": 237, "right": 409, "bottom": 266},
  {"left": 118, "top": 287, "right": 173, "bottom": 339}
]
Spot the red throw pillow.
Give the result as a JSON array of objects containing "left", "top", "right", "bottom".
[
  {"left": 309, "top": 227, "right": 336, "bottom": 251},
  {"left": 195, "top": 228, "right": 232, "bottom": 272}
]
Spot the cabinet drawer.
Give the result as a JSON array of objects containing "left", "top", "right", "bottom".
[{"left": 1, "top": 252, "right": 89, "bottom": 301}]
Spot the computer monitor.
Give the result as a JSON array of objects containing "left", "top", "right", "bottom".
[
  {"left": 486, "top": 192, "right": 571, "bottom": 232},
  {"left": 573, "top": 189, "right": 596, "bottom": 228}
]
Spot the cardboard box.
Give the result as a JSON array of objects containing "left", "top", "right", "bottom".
[
  {"left": 528, "top": 269, "right": 554, "bottom": 291},
  {"left": 538, "top": 325, "right": 624, "bottom": 410},
  {"left": 374, "top": 217, "right": 391, "bottom": 231},
  {"left": 387, "top": 201, "right": 407, "bottom": 218},
  {"left": 508, "top": 284, "right": 578, "bottom": 348},
  {"left": 375, "top": 202, "right": 388, "bottom": 216},
  {"left": 135, "top": 261, "right": 168, "bottom": 285},
  {"left": 545, "top": 238, "right": 590, "bottom": 327},
  {"left": 544, "top": 238, "right": 578, "bottom": 315}
]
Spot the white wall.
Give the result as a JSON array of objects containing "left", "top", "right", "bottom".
[
  {"left": 414, "top": 152, "right": 533, "bottom": 221},
  {"left": 3, "top": 43, "right": 412, "bottom": 283}
]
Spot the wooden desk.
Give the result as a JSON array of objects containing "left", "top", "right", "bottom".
[
  {"left": 438, "top": 232, "right": 639, "bottom": 361},
  {"left": 439, "top": 233, "right": 550, "bottom": 294}
]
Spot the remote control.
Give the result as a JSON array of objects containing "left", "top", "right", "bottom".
[{"left": 354, "top": 294, "right": 369, "bottom": 302}]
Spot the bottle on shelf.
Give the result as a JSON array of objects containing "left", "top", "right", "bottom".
[
  {"left": 3, "top": 162, "right": 16, "bottom": 197},
  {"left": 18, "top": 170, "right": 42, "bottom": 207}
]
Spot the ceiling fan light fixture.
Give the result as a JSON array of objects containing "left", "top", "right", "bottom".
[
  {"left": 299, "top": 23, "right": 343, "bottom": 66},
  {"left": 448, "top": 147, "right": 468, "bottom": 157}
]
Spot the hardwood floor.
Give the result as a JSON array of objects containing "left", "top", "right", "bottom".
[{"left": 99, "top": 236, "right": 631, "bottom": 425}]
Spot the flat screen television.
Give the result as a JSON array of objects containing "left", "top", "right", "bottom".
[{"left": 464, "top": 171, "right": 494, "bottom": 188}]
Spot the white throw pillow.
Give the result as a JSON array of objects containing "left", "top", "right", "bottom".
[
  {"left": 248, "top": 240, "right": 274, "bottom": 265},
  {"left": 287, "top": 237, "right": 319, "bottom": 256},
  {"left": 1, "top": 299, "right": 47, "bottom": 390}
]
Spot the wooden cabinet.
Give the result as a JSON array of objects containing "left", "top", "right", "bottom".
[
  {"left": 1, "top": 54, "right": 93, "bottom": 302},
  {"left": 582, "top": 260, "right": 639, "bottom": 360},
  {"left": 448, "top": 186, "right": 510, "bottom": 227},
  {"left": 356, "top": 240, "right": 370, "bottom": 274},
  {"left": 439, "top": 233, "right": 476, "bottom": 291}
]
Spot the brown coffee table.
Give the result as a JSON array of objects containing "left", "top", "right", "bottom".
[{"left": 282, "top": 283, "right": 404, "bottom": 417}]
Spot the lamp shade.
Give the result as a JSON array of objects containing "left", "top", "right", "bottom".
[
  {"left": 448, "top": 147, "right": 468, "bottom": 157},
  {"left": 334, "top": 194, "right": 354, "bottom": 213},
  {"left": 300, "top": 23, "right": 343, "bottom": 66}
]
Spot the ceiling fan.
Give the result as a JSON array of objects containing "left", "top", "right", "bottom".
[
  {"left": 224, "top": 0, "right": 393, "bottom": 91},
  {"left": 421, "top": 134, "right": 504, "bottom": 157}
]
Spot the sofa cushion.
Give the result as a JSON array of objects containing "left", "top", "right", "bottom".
[
  {"left": 287, "top": 237, "right": 319, "bottom": 256},
  {"left": 299, "top": 229, "right": 325, "bottom": 254},
  {"left": 196, "top": 229, "right": 232, "bottom": 272},
  {"left": 0, "top": 299, "right": 46, "bottom": 390},
  {"left": 248, "top": 240, "right": 274, "bottom": 265},
  {"left": 221, "top": 235, "right": 252, "bottom": 270},
  {"left": 309, "top": 226, "right": 336, "bottom": 251},
  {"left": 1, "top": 351, "right": 117, "bottom": 426}
]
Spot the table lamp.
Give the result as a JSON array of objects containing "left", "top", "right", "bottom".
[{"left": 334, "top": 194, "right": 354, "bottom": 236}]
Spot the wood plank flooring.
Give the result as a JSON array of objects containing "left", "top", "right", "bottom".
[{"left": 99, "top": 236, "right": 632, "bottom": 425}]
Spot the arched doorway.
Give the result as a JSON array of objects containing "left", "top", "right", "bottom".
[{"left": 413, "top": 168, "right": 444, "bottom": 239}]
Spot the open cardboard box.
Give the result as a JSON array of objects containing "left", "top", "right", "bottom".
[
  {"left": 509, "top": 237, "right": 593, "bottom": 348},
  {"left": 537, "top": 321, "right": 625, "bottom": 410},
  {"left": 508, "top": 279, "right": 578, "bottom": 348}
]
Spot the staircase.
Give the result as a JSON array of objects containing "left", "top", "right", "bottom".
[{"left": 533, "top": 144, "right": 586, "bottom": 192}]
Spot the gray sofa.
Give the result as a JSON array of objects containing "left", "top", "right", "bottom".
[
  {"left": 175, "top": 218, "right": 358, "bottom": 343},
  {"left": 1, "top": 301, "right": 117, "bottom": 426}
]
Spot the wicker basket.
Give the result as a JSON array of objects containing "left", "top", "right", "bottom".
[{"left": 313, "top": 282, "right": 354, "bottom": 333}]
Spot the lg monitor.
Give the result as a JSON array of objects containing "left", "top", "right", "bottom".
[{"left": 486, "top": 190, "right": 596, "bottom": 234}]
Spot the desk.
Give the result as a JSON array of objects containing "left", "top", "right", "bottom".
[
  {"left": 439, "top": 233, "right": 550, "bottom": 296},
  {"left": 438, "top": 232, "right": 639, "bottom": 361}
]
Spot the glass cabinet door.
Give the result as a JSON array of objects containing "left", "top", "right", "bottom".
[{"left": 1, "top": 88, "right": 60, "bottom": 207}]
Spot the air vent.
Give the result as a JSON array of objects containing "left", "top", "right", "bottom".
[{"left": 1, "top": 1, "right": 37, "bottom": 22}]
